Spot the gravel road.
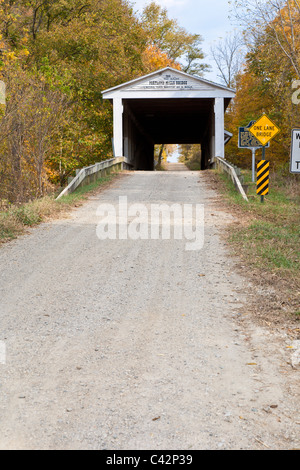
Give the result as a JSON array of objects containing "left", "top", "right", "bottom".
[{"left": 0, "top": 169, "right": 299, "bottom": 450}]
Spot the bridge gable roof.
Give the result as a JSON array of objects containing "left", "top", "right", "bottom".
[{"left": 102, "top": 67, "right": 236, "bottom": 99}]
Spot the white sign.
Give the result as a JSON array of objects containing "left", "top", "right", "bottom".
[
  {"left": 129, "top": 73, "right": 205, "bottom": 91},
  {"left": 290, "top": 129, "right": 300, "bottom": 173}
]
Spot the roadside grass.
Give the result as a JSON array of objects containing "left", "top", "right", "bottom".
[
  {"left": 0, "top": 174, "right": 117, "bottom": 243},
  {"left": 215, "top": 169, "right": 299, "bottom": 272},
  {"left": 212, "top": 168, "right": 300, "bottom": 325}
]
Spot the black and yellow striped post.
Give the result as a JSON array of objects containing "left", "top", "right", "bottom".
[{"left": 257, "top": 160, "right": 270, "bottom": 203}]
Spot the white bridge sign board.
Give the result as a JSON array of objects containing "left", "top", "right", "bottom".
[
  {"left": 290, "top": 129, "right": 300, "bottom": 173},
  {"left": 128, "top": 72, "right": 205, "bottom": 91}
]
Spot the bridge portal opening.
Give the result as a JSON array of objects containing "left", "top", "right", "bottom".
[
  {"left": 102, "top": 67, "right": 235, "bottom": 170},
  {"left": 123, "top": 98, "right": 217, "bottom": 171}
]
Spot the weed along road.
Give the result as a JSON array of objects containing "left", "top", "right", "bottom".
[{"left": 0, "top": 169, "right": 299, "bottom": 450}]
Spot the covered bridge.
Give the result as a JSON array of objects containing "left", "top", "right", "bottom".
[{"left": 102, "top": 67, "right": 235, "bottom": 170}]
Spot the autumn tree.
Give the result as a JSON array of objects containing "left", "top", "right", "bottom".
[
  {"left": 225, "top": 1, "right": 300, "bottom": 169},
  {"left": 0, "top": 0, "right": 148, "bottom": 196},
  {"left": 232, "top": 0, "right": 300, "bottom": 77},
  {"left": 142, "top": 44, "right": 181, "bottom": 73},
  {"left": 140, "top": 1, "right": 209, "bottom": 76},
  {"left": 0, "top": 57, "right": 69, "bottom": 202}
]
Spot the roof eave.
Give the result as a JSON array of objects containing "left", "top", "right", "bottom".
[{"left": 102, "top": 66, "right": 236, "bottom": 96}]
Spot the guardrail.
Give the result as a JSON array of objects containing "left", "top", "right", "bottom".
[
  {"left": 212, "top": 156, "right": 249, "bottom": 202},
  {"left": 56, "top": 157, "right": 130, "bottom": 200}
]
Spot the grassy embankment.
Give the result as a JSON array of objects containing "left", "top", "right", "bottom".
[
  {"left": 213, "top": 167, "right": 300, "bottom": 322},
  {"left": 0, "top": 174, "right": 118, "bottom": 243}
]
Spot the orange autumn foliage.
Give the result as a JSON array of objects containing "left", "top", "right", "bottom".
[
  {"left": 225, "top": 1, "right": 300, "bottom": 170},
  {"left": 142, "top": 45, "right": 181, "bottom": 73}
]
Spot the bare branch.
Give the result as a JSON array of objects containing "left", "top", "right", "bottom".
[
  {"left": 210, "top": 31, "right": 246, "bottom": 87},
  {"left": 231, "top": 0, "right": 300, "bottom": 78}
]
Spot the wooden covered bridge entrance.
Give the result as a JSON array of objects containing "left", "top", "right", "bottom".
[{"left": 102, "top": 67, "right": 235, "bottom": 170}]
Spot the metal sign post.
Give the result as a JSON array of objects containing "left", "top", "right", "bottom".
[{"left": 251, "top": 148, "right": 256, "bottom": 183}]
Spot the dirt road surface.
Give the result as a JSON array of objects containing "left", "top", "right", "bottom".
[{"left": 0, "top": 170, "right": 299, "bottom": 450}]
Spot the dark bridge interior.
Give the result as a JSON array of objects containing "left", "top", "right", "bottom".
[{"left": 122, "top": 98, "right": 230, "bottom": 170}]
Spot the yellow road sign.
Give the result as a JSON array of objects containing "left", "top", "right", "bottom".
[
  {"left": 249, "top": 114, "right": 280, "bottom": 146},
  {"left": 257, "top": 160, "right": 270, "bottom": 196}
]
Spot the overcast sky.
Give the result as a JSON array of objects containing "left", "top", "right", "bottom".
[{"left": 131, "top": 0, "right": 237, "bottom": 83}]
